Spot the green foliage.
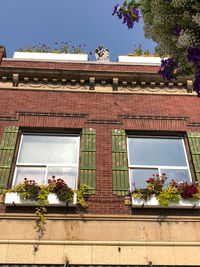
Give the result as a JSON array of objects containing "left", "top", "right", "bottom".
[
  {"left": 5, "top": 178, "right": 90, "bottom": 238},
  {"left": 156, "top": 188, "right": 180, "bottom": 206},
  {"left": 132, "top": 188, "right": 154, "bottom": 201},
  {"left": 77, "top": 184, "right": 90, "bottom": 207},
  {"left": 48, "top": 178, "right": 74, "bottom": 203},
  {"left": 10, "top": 179, "right": 39, "bottom": 200},
  {"left": 128, "top": 44, "right": 158, "bottom": 56},
  {"left": 131, "top": 174, "right": 200, "bottom": 206},
  {"left": 143, "top": 49, "right": 150, "bottom": 56},
  {"left": 133, "top": 44, "right": 143, "bottom": 55},
  {"left": 34, "top": 186, "right": 49, "bottom": 238},
  {"left": 17, "top": 41, "right": 86, "bottom": 54}
]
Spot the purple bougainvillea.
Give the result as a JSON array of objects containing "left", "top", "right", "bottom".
[
  {"left": 112, "top": 4, "right": 140, "bottom": 29},
  {"left": 194, "top": 69, "right": 200, "bottom": 97},
  {"left": 158, "top": 58, "right": 178, "bottom": 82},
  {"left": 173, "top": 24, "right": 181, "bottom": 37},
  {"left": 187, "top": 47, "right": 200, "bottom": 67}
]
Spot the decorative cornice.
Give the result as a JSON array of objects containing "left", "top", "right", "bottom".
[
  {"left": 119, "top": 115, "right": 189, "bottom": 121},
  {"left": 188, "top": 122, "right": 200, "bottom": 127},
  {"left": 0, "top": 111, "right": 88, "bottom": 121},
  {"left": 86, "top": 119, "right": 122, "bottom": 124}
]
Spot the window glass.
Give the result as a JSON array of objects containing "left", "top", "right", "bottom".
[
  {"left": 129, "top": 169, "right": 159, "bottom": 189},
  {"left": 128, "top": 136, "right": 191, "bottom": 189},
  {"left": 48, "top": 166, "right": 77, "bottom": 189},
  {"left": 14, "top": 134, "right": 80, "bottom": 188},
  {"left": 128, "top": 137, "right": 187, "bottom": 166},
  {"left": 161, "top": 169, "right": 190, "bottom": 184},
  {"left": 14, "top": 166, "right": 46, "bottom": 185},
  {"left": 18, "top": 135, "right": 79, "bottom": 164}
]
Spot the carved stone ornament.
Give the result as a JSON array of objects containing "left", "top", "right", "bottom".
[{"left": 95, "top": 44, "right": 110, "bottom": 62}]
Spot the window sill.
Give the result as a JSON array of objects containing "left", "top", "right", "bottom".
[
  {"left": 4, "top": 192, "right": 76, "bottom": 207},
  {"left": 132, "top": 195, "right": 200, "bottom": 209}
]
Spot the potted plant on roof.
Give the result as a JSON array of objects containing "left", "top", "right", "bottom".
[
  {"left": 14, "top": 41, "right": 88, "bottom": 61},
  {"left": 118, "top": 44, "right": 168, "bottom": 64}
]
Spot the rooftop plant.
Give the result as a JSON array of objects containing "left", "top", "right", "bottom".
[
  {"left": 128, "top": 44, "right": 158, "bottom": 56},
  {"left": 17, "top": 41, "right": 87, "bottom": 54}
]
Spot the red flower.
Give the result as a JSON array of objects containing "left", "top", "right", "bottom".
[
  {"left": 24, "top": 178, "right": 27, "bottom": 180},
  {"left": 52, "top": 175, "right": 55, "bottom": 178}
]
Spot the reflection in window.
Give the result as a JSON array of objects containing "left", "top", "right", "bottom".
[
  {"left": 13, "top": 134, "right": 80, "bottom": 190},
  {"left": 127, "top": 136, "right": 192, "bottom": 189}
]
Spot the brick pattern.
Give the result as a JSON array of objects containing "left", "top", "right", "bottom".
[
  {"left": 0, "top": 89, "right": 200, "bottom": 214},
  {"left": 1, "top": 59, "right": 160, "bottom": 73}
]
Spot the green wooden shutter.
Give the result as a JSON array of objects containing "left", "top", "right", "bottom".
[
  {"left": 0, "top": 126, "right": 19, "bottom": 190},
  {"left": 112, "top": 129, "right": 129, "bottom": 196},
  {"left": 187, "top": 132, "right": 200, "bottom": 183},
  {"left": 80, "top": 128, "right": 96, "bottom": 194}
]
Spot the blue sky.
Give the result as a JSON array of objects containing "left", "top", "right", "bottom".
[{"left": 1, "top": 0, "right": 157, "bottom": 62}]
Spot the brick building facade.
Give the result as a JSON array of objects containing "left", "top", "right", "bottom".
[{"left": 0, "top": 46, "right": 200, "bottom": 265}]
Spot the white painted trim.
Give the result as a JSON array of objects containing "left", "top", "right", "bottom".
[
  {"left": 13, "top": 52, "right": 88, "bottom": 61},
  {"left": 4, "top": 192, "right": 77, "bottom": 206},
  {"left": 132, "top": 195, "right": 200, "bottom": 209},
  {"left": 118, "top": 55, "right": 167, "bottom": 64}
]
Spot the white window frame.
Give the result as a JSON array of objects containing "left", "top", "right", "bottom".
[
  {"left": 12, "top": 133, "right": 80, "bottom": 190},
  {"left": 127, "top": 135, "right": 192, "bottom": 189}
]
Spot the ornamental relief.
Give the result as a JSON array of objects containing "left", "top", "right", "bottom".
[
  {"left": 118, "top": 85, "right": 189, "bottom": 94},
  {"left": 18, "top": 81, "right": 88, "bottom": 90},
  {"left": 0, "top": 79, "right": 195, "bottom": 96}
]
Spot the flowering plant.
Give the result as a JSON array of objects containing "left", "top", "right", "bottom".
[
  {"left": 48, "top": 176, "right": 74, "bottom": 203},
  {"left": 131, "top": 173, "right": 200, "bottom": 206},
  {"left": 113, "top": 0, "right": 200, "bottom": 97},
  {"left": 128, "top": 44, "right": 157, "bottom": 56},
  {"left": 4, "top": 177, "right": 89, "bottom": 237},
  {"left": 146, "top": 174, "right": 167, "bottom": 193},
  {"left": 17, "top": 41, "right": 87, "bottom": 54},
  {"left": 112, "top": 0, "right": 140, "bottom": 29}
]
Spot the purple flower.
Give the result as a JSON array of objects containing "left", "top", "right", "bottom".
[
  {"left": 158, "top": 58, "right": 178, "bottom": 82},
  {"left": 122, "top": 9, "right": 140, "bottom": 29},
  {"left": 132, "top": 8, "right": 140, "bottom": 23},
  {"left": 112, "top": 5, "right": 140, "bottom": 29},
  {"left": 112, "top": 4, "right": 119, "bottom": 15},
  {"left": 173, "top": 24, "right": 181, "bottom": 37},
  {"left": 194, "top": 69, "right": 200, "bottom": 97},
  {"left": 187, "top": 47, "right": 200, "bottom": 67}
]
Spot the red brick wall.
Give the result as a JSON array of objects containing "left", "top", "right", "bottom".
[{"left": 0, "top": 89, "right": 200, "bottom": 214}]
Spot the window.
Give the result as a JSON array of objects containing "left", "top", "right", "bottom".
[
  {"left": 127, "top": 136, "right": 192, "bottom": 189},
  {"left": 13, "top": 133, "right": 80, "bottom": 190}
]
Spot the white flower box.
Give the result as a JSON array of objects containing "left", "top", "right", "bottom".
[
  {"left": 132, "top": 195, "right": 200, "bottom": 209},
  {"left": 13, "top": 52, "right": 88, "bottom": 61},
  {"left": 4, "top": 192, "right": 76, "bottom": 207},
  {"left": 118, "top": 55, "right": 168, "bottom": 65}
]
